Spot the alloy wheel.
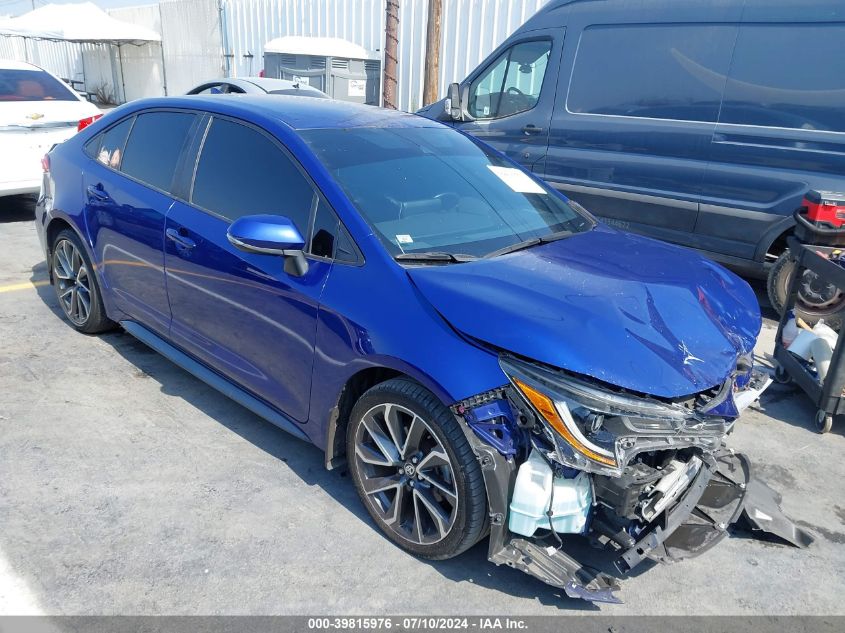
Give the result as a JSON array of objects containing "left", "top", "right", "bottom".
[
  {"left": 53, "top": 238, "right": 92, "bottom": 326},
  {"left": 353, "top": 403, "right": 459, "bottom": 545}
]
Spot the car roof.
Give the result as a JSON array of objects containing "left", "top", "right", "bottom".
[
  {"left": 0, "top": 59, "right": 42, "bottom": 71},
  {"left": 130, "top": 94, "right": 443, "bottom": 131}
]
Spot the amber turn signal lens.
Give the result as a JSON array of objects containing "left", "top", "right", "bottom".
[{"left": 512, "top": 377, "right": 617, "bottom": 467}]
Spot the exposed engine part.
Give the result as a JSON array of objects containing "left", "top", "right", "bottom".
[
  {"left": 593, "top": 460, "right": 665, "bottom": 519},
  {"left": 640, "top": 456, "right": 702, "bottom": 522}
]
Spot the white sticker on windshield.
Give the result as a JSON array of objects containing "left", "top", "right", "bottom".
[
  {"left": 396, "top": 234, "right": 414, "bottom": 244},
  {"left": 487, "top": 165, "right": 547, "bottom": 194}
]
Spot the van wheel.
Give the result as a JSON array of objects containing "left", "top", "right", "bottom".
[
  {"left": 347, "top": 378, "right": 488, "bottom": 560},
  {"left": 767, "top": 250, "right": 845, "bottom": 330},
  {"left": 51, "top": 229, "right": 114, "bottom": 334}
]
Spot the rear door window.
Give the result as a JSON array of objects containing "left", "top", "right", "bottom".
[
  {"left": 120, "top": 111, "right": 195, "bottom": 193},
  {"left": 0, "top": 68, "right": 77, "bottom": 102},
  {"left": 567, "top": 24, "right": 737, "bottom": 122},
  {"left": 468, "top": 40, "right": 552, "bottom": 119},
  {"left": 190, "top": 117, "right": 315, "bottom": 234},
  {"left": 720, "top": 23, "right": 845, "bottom": 133}
]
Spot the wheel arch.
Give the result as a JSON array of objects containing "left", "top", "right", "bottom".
[
  {"left": 756, "top": 216, "right": 796, "bottom": 263},
  {"left": 45, "top": 217, "right": 83, "bottom": 281},
  {"left": 323, "top": 366, "right": 404, "bottom": 470}
]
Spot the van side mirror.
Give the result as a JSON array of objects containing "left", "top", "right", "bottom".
[
  {"left": 447, "top": 82, "right": 465, "bottom": 121},
  {"left": 227, "top": 214, "right": 309, "bottom": 276}
]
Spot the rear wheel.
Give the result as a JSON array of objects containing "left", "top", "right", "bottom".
[
  {"left": 768, "top": 249, "right": 845, "bottom": 329},
  {"left": 51, "top": 229, "right": 113, "bottom": 334},
  {"left": 347, "top": 378, "right": 488, "bottom": 560}
]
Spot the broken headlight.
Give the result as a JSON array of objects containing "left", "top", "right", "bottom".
[{"left": 501, "top": 356, "right": 730, "bottom": 477}]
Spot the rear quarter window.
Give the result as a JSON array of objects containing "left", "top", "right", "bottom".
[
  {"left": 120, "top": 111, "right": 195, "bottom": 193},
  {"left": 0, "top": 68, "right": 77, "bottom": 102},
  {"left": 720, "top": 23, "right": 845, "bottom": 133},
  {"left": 567, "top": 24, "right": 736, "bottom": 123},
  {"left": 84, "top": 117, "right": 134, "bottom": 168}
]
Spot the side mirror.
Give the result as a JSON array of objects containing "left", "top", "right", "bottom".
[
  {"left": 447, "top": 82, "right": 463, "bottom": 121},
  {"left": 227, "top": 214, "right": 309, "bottom": 276}
]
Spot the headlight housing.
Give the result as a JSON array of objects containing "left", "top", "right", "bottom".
[{"left": 501, "top": 356, "right": 730, "bottom": 477}]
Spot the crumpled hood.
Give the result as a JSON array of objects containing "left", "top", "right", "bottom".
[{"left": 407, "top": 226, "right": 761, "bottom": 398}]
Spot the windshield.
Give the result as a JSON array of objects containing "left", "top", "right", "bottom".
[
  {"left": 300, "top": 126, "right": 593, "bottom": 259},
  {"left": 0, "top": 69, "right": 77, "bottom": 102}
]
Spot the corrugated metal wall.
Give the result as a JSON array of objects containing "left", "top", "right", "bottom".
[
  {"left": 158, "top": 0, "right": 224, "bottom": 95},
  {"left": 1, "top": 0, "right": 548, "bottom": 111},
  {"left": 221, "top": 0, "right": 550, "bottom": 111}
]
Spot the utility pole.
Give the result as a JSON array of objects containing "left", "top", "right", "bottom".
[
  {"left": 422, "top": 0, "right": 441, "bottom": 106},
  {"left": 382, "top": 0, "right": 399, "bottom": 109}
]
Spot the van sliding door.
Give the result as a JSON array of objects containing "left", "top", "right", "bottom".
[{"left": 543, "top": 23, "right": 737, "bottom": 249}]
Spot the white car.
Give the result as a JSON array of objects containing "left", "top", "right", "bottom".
[{"left": 1, "top": 60, "right": 101, "bottom": 197}]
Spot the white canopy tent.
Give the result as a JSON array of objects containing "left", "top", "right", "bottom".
[
  {"left": 0, "top": 2, "right": 160, "bottom": 44},
  {"left": 0, "top": 2, "right": 164, "bottom": 103}
]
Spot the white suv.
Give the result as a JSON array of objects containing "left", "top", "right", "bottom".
[{"left": 1, "top": 60, "right": 101, "bottom": 197}]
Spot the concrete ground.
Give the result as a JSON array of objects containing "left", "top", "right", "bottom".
[{"left": 1, "top": 194, "right": 844, "bottom": 615}]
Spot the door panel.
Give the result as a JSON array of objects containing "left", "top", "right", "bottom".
[
  {"left": 164, "top": 202, "right": 331, "bottom": 422},
  {"left": 455, "top": 31, "right": 561, "bottom": 168},
  {"left": 163, "top": 115, "right": 332, "bottom": 422},
  {"left": 542, "top": 23, "right": 738, "bottom": 245},
  {"left": 698, "top": 22, "right": 845, "bottom": 260},
  {"left": 84, "top": 166, "right": 174, "bottom": 335}
]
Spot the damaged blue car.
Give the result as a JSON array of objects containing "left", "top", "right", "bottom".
[{"left": 36, "top": 96, "right": 810, "bottom": 603}]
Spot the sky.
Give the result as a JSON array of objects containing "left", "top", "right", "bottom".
[{"left": 0, "top": 0, "right": 145, "bottom": 18}]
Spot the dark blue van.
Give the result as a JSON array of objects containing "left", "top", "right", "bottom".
[{"left": 418, "top": 0, "right": 845, "bottom": 324}]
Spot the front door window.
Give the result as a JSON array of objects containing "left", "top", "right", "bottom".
[{"left": 468, "top": 40, "right": 552, "bottom": 120}]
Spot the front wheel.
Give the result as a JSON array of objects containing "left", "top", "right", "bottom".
[
  {"left": 768, "top": 250, "right": 845, "bottom": 329},
  {"left": 347, "top": 378, "right": 488, "bottom": 560}
]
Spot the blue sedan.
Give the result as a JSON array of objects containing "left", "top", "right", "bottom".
[{"left": 34, "top": 95, "right": 807, "bottom": 603}]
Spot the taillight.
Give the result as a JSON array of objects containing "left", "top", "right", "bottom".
[
  {"left": 41, "top": 154, "right": 50, "bottom": 173},
  {"left": 77, "top": 114, "right": 103, "bottom": 132},
  {"left": 258, "top": 69, "right": 265, "bottom": 78}
]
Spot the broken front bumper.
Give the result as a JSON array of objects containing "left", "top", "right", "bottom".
[{"left": 470, "top": 439, "right": 812, "bottom": 604}]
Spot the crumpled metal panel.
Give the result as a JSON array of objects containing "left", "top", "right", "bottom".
[{"left": 409, "top": 226, "right": 762, "bottom": 398}]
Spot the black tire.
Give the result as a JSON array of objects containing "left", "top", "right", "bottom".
[
  {"left": 347, "top": 378, "right": 488, "bottom": 560},
  {"left": 51, "top": 229, "right": 114, "bottom": 334},
  {"left": 768, "top": 250, "right": 845, "bottom": 329}
]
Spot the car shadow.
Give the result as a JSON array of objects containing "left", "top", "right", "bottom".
[{"left": 0, "top": 193, "right": 37, "bottom": 223}]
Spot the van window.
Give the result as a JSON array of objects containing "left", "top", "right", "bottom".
[
  {"left": 191, "top": 117, "right": 315, "bottom": 232},
  {"left": 120, "top": 112, "right": 195, "bottom": 193},
  {"left": 468, "top": 40, "right": 552, "bottom": 120},
  {"left": 568, "top": 25, "right": 736, "bottom": 123},
  {"left": 720, "top": 24, "right": 845, "bottom": 133}
]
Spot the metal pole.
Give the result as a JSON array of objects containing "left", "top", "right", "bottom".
[
  {"left": 422, "top": 0, "right": 441, "bottom": 106},
  {"left": 382, "top": 0, "right": 399, "bottom": 110}
]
